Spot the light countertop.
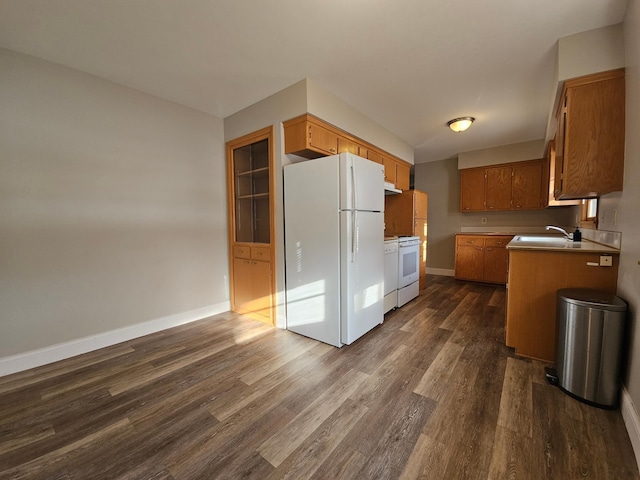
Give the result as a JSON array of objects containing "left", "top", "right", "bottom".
[{"left": 506, "top": 234, "right": 620, "bottom": 253}]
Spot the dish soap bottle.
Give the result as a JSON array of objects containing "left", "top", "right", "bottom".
[{"left": 573, "top": 227, "right": 582, "bottom": 242}]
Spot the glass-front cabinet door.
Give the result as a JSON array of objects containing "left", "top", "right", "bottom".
[
  {"left": 232, "top": 138, "right": 270, "bottom": 243},
  {"left": 226, "top": 126, "right": 275, "bottom": 325}
]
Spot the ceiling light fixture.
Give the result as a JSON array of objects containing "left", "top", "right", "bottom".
[{"left": 447, "top": 117, "right": 475, "bottom": 133}]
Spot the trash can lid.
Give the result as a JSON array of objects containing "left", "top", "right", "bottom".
[{"left": 557, "top": 288, "right": 627, "bottom": 311}]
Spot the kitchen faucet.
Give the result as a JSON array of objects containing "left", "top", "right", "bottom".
[{"left": 545, "top": 225, "right": 572, "bottom": 239}]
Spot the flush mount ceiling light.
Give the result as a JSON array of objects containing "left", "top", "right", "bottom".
[{"left": 447, "top": 116, "right": 475, "bottom": 133}]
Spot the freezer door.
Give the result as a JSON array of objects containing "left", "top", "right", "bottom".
[
  {"left": 339, "top": 153, "right": 384, "bottom": 212},
  {"left": 340, "top": 210, "right": 384, "bottom": 344},
  {"left": 284, "top": 157, "right": 342, "bottom": 347}
]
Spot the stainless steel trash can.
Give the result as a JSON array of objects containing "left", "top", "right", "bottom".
[{"left": 556, "top": 288, "right": 627, "bottom": 408}]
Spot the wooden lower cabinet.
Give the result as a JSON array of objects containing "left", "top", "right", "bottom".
[
  {"left": 506, "top": 250, "right": 619, "bottom": 362},
  {"left": 454, "top": 234, "right": 513, "bottom": 284},
  {"left": 232, "top": 254, "right": 273, "bottom": 323},
  {"left": 455, "top": 243, "right": 485, "bottom": 282}
]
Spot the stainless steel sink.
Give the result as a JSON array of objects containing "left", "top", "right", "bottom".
[{"left": 514, "top": 235, "right": 570, "bottom": 244}]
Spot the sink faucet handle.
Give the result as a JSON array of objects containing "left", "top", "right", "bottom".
[{"left": 545, "top": 225, "right": 572, "bottom": 239}]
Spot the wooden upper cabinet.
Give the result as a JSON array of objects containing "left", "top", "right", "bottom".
[
  {"left": 382, "top": 156, "right": 396, "bottom": 184},
  {"left": 337, "top": 136, "right": 360, "bottom": 155},
  {"left": 555, "top": 69, "right": 625, "bottom": 199},
  {"left": 367, "top": 150, "right": 384, "bottom": 165},
  {"left": 460, "top": 168, "right": 486, "bottom": 211},
  {"left": 308, "top": 122, "right": 338, "bottom": 155},
  {"left": 460, "top": 159, "right": 545, "bottom": 212},
  {"left": 283, "top": 115, "right": 336, "bottom": 158},
  {"left": 546, "top": 139, "right": 581, "bottom": 207},
  {"left": 283, "top": 113, "right": 412, "bottom": 190},
  {"left": 512, "top": 162, "right": 543, "bottom": 209},
  {"left": 485, "top": 166, "right": 512, "bottom": 210},
  {"left": 396, "top": 162, "right": 410, "bottom": 190}
]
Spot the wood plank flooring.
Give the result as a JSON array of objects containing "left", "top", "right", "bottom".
[{"left": 1, "top": 275, "right": 638, "bottom": 479}]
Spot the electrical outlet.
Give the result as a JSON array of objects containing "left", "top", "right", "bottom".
[
  {"left": 481, "top": 218, "right": 487, "bottom": 224},
  {"left": 600, "top": 255, "right": 613, "bottom": 267}
]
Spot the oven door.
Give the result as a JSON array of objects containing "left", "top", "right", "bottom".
[{"left": 398, "top": 244, "right": 419, "bottom": 288}]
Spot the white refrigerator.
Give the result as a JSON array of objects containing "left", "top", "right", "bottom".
[{"left": 284, "top": 152, "right": 384, "bottom": 347}]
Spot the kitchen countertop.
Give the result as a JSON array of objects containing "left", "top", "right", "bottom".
[
  {"left": 506, "top": 234, "right": 620, "bottom": 253},
  {"left": 456, "top": 232, "right": 515, "bottom": 236}
]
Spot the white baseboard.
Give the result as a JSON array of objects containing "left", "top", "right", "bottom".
[
  {"left": 0, "top": 301, "right": 231, "bottom": 377},
  {"left": 621, "top": 386, "right": 640, "bottom": 472},
  {"left": 426, "top": 267, "right": 455, "bottom": 277}
]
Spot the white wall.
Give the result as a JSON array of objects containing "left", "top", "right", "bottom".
[
  {"left": 0, "top": 49, "right": 228, "bottom": 371},
  {"left": 558, "top": 24, "right": 625, "bottom": 81},
  {"left": 458, "top": 140, "right": 545, "bottom": 169},
  {"left": 223, "top": 79, "right": 309, "bottom": 329},
  {"left": 619, "top": 0, "right": 640, "bottom": 464},
  {"left": 306, "top": 79, "right": 415, "bottom": 164}
]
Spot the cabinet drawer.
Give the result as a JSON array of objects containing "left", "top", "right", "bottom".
[
  {"left": 233, "top": 245, "right": 251, "bottom": 259},
  {"left": 456, "top": 236, "right": 485, "bottom": 246},
  {"left": 485, "top": 236, "right": 513, "bottom": 248},
  {"left": 251, "top": 246, "right": 271, "bottom": 261}
]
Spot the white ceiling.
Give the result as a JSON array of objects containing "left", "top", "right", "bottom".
[{"left": 0, "top": 0, "right": 629, "bottom": 163}]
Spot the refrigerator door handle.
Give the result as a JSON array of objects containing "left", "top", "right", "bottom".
[
  {"left": 352, "top": 210, "right": 357, "bottom": 262},
  {"left": 351, "top": 162, "right": 357, "bottom": 210}
]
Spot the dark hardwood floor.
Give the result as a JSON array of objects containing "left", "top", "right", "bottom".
[{"left": 1, "top": 275, "right": 638, "bottom": 479}]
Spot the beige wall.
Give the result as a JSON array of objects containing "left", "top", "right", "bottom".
[
  {"left": 414, "top": 157, "right": 578, "bottom": 271},
  {"left": 558, "top": 24, "right": 625, "bottom": 81},
  {"left": 0, "top": 49, "right": 228, "bottom": 360},
  {"left": 306, "top": 79, "right": 415, "bottom": 164},
  {"left": 458, "top": 140, "right": 545, "bottom": 169},
  {"left": 620, "top": 0, "right": 640, "bottom": 429}
]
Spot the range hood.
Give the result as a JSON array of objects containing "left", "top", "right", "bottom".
[{"left": 384, "top": 181, "right": 402, "bottom": 195}]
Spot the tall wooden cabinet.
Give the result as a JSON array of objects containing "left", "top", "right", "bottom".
[
  {"left": 554, "top": 69, "right": 625, "bottom": 199},
  {"left": 384, "top": 190, "right": 428, "bottom": 289},
  {"left": 226, "top": 127, "right": 275, "bottom": 325}
]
